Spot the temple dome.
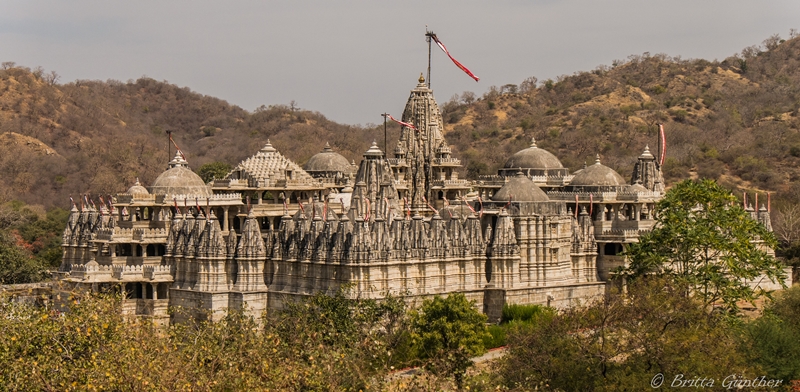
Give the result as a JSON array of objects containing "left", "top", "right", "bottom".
[
  {"left": 492, "top": 172, "right": 550, "bottom": 202},
  {"left": 569, "top": 155, "right": 625, "bottom": 187},
  {"left": 503, "top": 138, "right": 564, "bottom": 170},
  {"left": 126, "top": 178, "right": 149, "bottom": 195},
  {"left": 149, "top": 152, "right": 211, "bottom": 197},
  {"left": 304, "top": 143, "right": 352, "bottom": 173},
  {"left": 626, "top": 183, "right": 649, "bottom": 193}
]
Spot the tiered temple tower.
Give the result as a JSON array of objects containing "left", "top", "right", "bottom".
[{"left": 391, "top": 74, "right": 470, "bottom": 214}]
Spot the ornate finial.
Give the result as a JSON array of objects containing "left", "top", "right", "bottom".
[
  {"left": 134, "top": 177, "right": 141, "bottom": 186},
  {"left": 419, "top": 73, "right": 426, "bottom": 84},
  {"left": 530, "top": 136, "right": 537, "bottom": 148},
  {"left": 323, "top": 142, "right": 333, "bottom": 152},
  {"left": 516, "top": 168, "right": 524, "bottom": 177},
  {"left": 640, "top": 145, "right": 654, "bottom": 159},
  {"left": 595, "top": 154, "right": 601, "bottom": 165},
  {"left": 261, "top": 139, "right": 277, "bottom": 153},
  {"left": 168, "top": 151, "right": 188, "bottom": 168},
  {"left": 364, "top": 140, "right": 383, "bottom": 157}
]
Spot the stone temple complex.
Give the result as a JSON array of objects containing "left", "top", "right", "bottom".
[{"left": 57, "top": 75, "right": 775, "bottom": 322}]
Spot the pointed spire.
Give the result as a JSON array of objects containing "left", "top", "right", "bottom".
[
  {"left": 260, "top": 139, "right": 277, "bottom": 153},
  {"left": 168, "top": 151, "right": 189, "bottom": 168},
  {"left": 322, "top": 142, "right": 333, "bottom": 153},
  {"left": 639, "top": 145, "right": 654, "bottom": 159},
  {"left": 364, "top": 140, "right": 384, "bottom": 157},
  {"left": 530, "top": 136, "right": 537, "bottom": 148},
  {"left": 594, "top": 154, "right": 601, "bottom": 165}
]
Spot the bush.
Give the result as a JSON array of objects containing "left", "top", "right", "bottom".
[
  {"left": 484, "top": 324, "right": 506, "bottom": 349},
  {"left": 196, "top": 161, "right": 232, "bottom": 183},
  {"left": 741, "top": 286, "right": 800, "bottom": 381},
  {"left": 411, "top": 293, "right": 489, "bottom": 388},
  {"left": 501, "top": 303, "right": 553, "bottom": 324}
]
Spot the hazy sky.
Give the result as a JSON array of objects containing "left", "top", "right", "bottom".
[{"left": 2, "top": 1, "right": 799, "bottom": 126}]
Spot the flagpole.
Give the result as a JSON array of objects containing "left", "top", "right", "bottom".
[
  {"left": 425, "top": 29, "right": 434, "bottom": 88},
  {"left": 166, "top": 130, "right": 172, "bottom": 163},
  {"left": 381, "top": 113, "right": 389, "bottom": 154}
]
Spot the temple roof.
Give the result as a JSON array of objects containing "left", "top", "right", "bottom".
[
  {"left": 149, "top": 152, "right": 211, "bottom": 197},
  {"left": 303, "top": 142, "right": 352, "bottom": 173},
  {"left": 492, "top": 172, "right": 550, "bottom": 202},
  {"left": 503, "top": 137, "right": 564, "bottom": 170},
  {"left": 569, "top": 155, "right": 626, "bottom": 187},
  {"left": 126, "top": 178, "right": 149, "bottom": 195},
  {"left": 225, "top": 140, "right": 315, "bottom": 186}
]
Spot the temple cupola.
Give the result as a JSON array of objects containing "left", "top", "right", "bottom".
[{"left": 630, "top": 145, "right": 665, "bottom": 193}]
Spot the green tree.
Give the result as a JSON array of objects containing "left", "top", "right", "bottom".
[
  {"left": 741, "top": 286, "right": 800, "bottom": 381},
  {"left": 411, "top": 293, "right": 488, "bottom": 388},
  {"left": 0, "top": 231, "right": 48, "bottom": 284},
  {"left": 196, "top": 162, "right": 232, "bottom": 183},
  {"left": 500, "top": 278, "right": 759, "bottom": 391},
  {"left": 622, "top": 179, "right": 786, "bottom": 313}
]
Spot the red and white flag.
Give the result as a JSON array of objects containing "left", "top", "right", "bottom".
[
  {"left": 658, "top": 124, "right": 666, "bottom": 166},
  {"left": 170, "top": 134, "right": 186, "bottom": 160},
  {"left": 387, "top": 114, "right": 417, "bottom": 130},
  {"left": 431, "top": 34, "right": 480, "bottom": 82},
  {"left": 575, "top": 194, "right": 579, "bottom": 218}
]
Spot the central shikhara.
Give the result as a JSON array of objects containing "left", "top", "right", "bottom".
[{"left": 55, "top": 75, "right": 774, "bottom": 323}]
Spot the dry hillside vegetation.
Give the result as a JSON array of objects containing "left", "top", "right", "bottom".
[{"left": 1, "top": 33, "right": 800, "bottom": 208}]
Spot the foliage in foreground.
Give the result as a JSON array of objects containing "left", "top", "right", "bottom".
[
  {"left": 0, "top": 289, "right": 412, "bottom": 391},
  {"left": 0, "top": 288, "right": 499, "bottom": 391},
  {"left": 622, "top": 179, "right": 786, "bottom": 313},
  {"left": 741, "top": 285, "right": 800, "bottom": 382},
  {"left": 498, "top": 278, "right": 765, "bottom": 391},
  {"left": 410, "top": 293, "right": 489, "bottom": 388}
]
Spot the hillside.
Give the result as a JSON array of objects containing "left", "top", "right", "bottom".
[
  {"left": 1, "top": 33, "right": 800, "bottom": 208},
  {"left": 441, "top": 34, "right": 800, "bottom": 198}
]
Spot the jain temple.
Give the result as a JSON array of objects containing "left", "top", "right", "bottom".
[{"left": 55, "top": 75, "right": 777, "bottom": 322}]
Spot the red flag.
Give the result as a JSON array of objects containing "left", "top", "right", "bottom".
[
  {"left": 658, "top": 124, "right": 666, "bottom": 166},
  {"left": 431, "top": 34, "right": 480, "bottom": 82},
  {"left": 387, "top": 114, "right": 417, "bottom": 130},
  {"left": 422, "top": 196, "right": 438, "bottom": 214},
  {"left": 575, "top": 194, "right": 579, "bottom": 218},
  {"left": 169, "top": 134, "right": 186, "bottom": 160},
  {"left": 461, "top": 196, "right": 477, "bottom": 214}
]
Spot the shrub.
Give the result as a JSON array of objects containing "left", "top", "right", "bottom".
[{"left": 501, "top": 303, "right": 553, "bottom": 324}]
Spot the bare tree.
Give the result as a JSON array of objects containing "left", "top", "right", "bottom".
[
  {"left": 763, "top": 34, "right": 782, "bottom": 51},
  {"left": 773, "top": 203, "right": 800, "bottom": 245},
  {"left": 519, "top": 76, "right": 538, "bottom": 94},
  {"left": 460, "top": 91, "right": 475, "bottom": 105}
]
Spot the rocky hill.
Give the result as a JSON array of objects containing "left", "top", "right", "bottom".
[
  {"left": 441, "top": 33, "right": 800, "bottom": 199},
  {"left": 1, "top": 33, "right": 799, "bottom": 208}
]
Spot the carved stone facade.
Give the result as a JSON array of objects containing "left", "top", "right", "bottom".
[{"left": 61, "top": 75, "right": 774, "bottom": 323}]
